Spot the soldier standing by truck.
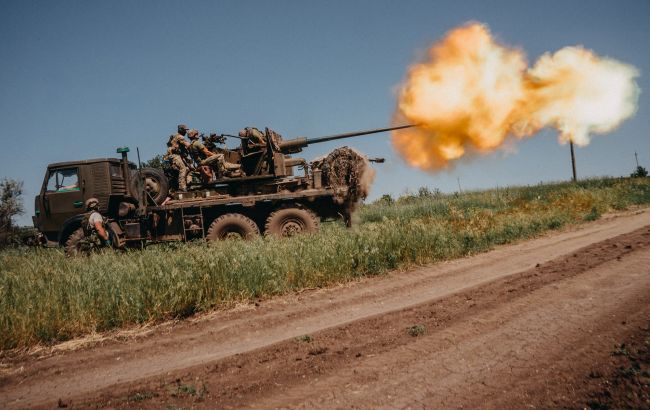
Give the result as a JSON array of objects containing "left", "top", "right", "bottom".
[
  {"left": 64, "top": 197, "right": 112, "bottom": 256},
  {"left": 164, "top": 124, "right": 192, "bottom": 191},
  {"left": 83, "top": 198, "right": 110, "bottom": 246}
]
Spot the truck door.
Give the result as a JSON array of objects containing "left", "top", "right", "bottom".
[{"left": 41, "top": 167, "right": 84, "bottom": 233}]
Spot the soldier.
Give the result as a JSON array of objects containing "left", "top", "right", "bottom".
[
  {"left": 82, "top": 198, "right": 111, "bottom": 247},
  {"left": 164, "top": 124, "right": 192, "bottom": 191},
  {"left": 187, "top": 129, "right": 240, "bottom": 181},
  {"left": 238, "top": 127, "right": 266, "bottom": 152}
]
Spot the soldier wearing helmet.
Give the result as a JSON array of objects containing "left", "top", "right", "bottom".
[
  {"left": 188, "top": 129, "right": 241, "bottom": 180},
  {"left": 186, "top": 129, "right": 212, "bottom": 183},
  {"left": 83, "top": 198, "right": 110, "bottom": 246},
  {"left": 238, "top": 127, "right": 266, "bottom": 152},
  {"left": 164, "top": 124, "right": 192, "bottom": 191}
]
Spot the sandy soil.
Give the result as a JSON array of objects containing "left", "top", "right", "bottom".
[{"left": 1, "top": 209, "right": 649, "bottom": 409}]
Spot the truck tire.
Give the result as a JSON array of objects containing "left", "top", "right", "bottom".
[
  {"left": 264, "top": 207, "right": 320, "bottom": 237},
  {"left": 207, "top": 213, "right": 260, "bottom": 240},
  {"left": 59, "top": 225, "right": 79, "bottom": 247},
  {"left": 64, "top": 228, "right": 92, "bottom": 257},
  {"left": 131, "top": 167, "right": 169, "bottom": 205}
]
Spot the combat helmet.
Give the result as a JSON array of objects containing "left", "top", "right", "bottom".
[
  {"left": 238, "top": 127, "right": 251, "bottom": 138},
  {"left": 177, "top": 124, "right": 189, "bottom": 134},
  {"left": 187, "top": 129, "right": 199, "bottom": 139},
  {"left": 85, "top": 197, "right": 99, "bottom": 211}
]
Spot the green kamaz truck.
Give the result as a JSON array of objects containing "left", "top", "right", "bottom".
[{"left": 32, "top": 125, "right": 411, "bottom": 255}]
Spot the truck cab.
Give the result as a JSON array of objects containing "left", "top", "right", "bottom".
[{"left": 33, "top": 157, "right": 135, "bottom": 245}]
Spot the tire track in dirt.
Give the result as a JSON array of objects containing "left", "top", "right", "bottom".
[
  {"left": 1, "top": 209, "right": 649, "bottom": 408},
  {"left": 76, "top": 221, "right": 650, "bottom": 409},
  {"left": 264, "top": 242, "right": 649, "bottom": 409}
]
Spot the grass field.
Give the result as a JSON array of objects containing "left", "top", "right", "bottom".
[{"left": 1, "top": 177, "right": 649, "bottom": 350}]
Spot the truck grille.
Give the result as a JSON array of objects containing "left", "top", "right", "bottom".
[
  {"left": 91, "top": 164, "right": 111, "bottom": 212},
  {"left": 111, "top": 177, "right": 127, "bottom": 195}
]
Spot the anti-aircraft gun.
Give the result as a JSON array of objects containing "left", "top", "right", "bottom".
[{"left": 211, "top": 124, "right": 414, "bottom": 182}]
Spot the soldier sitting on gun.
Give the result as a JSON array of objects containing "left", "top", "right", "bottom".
[
  {"left": 188, "top": 129, "right": 241, "bottom": 181},
  {"left": 238, "top": 127, "right": 266, "bottom": 153},
  {"left": 82, "top": 198, "right": 111, "bottom": 248},
  {"left": 164, "top": 124, "right": 192, "bottom": 191}
]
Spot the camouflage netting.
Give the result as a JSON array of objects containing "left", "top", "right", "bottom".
[{"left": 321, "top": 146, "right": 375, "bottom": 208}]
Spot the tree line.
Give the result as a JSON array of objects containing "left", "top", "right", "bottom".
[{"left": 0, "top": 178, "right": 25, "bottom": 246}]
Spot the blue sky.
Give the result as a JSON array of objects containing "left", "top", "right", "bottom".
[{"left": 1, "top": 0, "right": 649, "bottom": 226}]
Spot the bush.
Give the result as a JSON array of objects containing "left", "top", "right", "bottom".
[{"left": 631, "top": 166, "right": 648, "bottom": 178}]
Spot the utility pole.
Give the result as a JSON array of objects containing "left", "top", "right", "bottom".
[
  {"left": 570, "top": 141, "right": 577, "bottom": 182},
  {"left": 457, "top": 177, "right": 462, "bottom": 193},
  {"left": 635, "top": 151, "right": 639, "bottom": 168}
]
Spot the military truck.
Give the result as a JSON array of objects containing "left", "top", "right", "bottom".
[{"left": 32, "top": 125, "right": 412, "bottom": 254}]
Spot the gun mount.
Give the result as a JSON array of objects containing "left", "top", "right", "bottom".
[{"left": 223, "top": 124, "right": 413, "bottom": 180}]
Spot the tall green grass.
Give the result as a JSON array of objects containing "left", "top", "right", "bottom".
[{"left": 1, "top": 177, "right": 649, "bottom": 350}]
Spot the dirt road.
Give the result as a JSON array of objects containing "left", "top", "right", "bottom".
[{"left": 2, "top": 210, "right": 649, "bottom": 409}]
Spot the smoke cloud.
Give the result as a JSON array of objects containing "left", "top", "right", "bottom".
[{"left": 392, "top": 22, "right": 640, "bottom": 171}]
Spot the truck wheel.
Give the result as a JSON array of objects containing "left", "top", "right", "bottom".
[
  {"left": 264, "top": 207, "right": 320, "bottom": 237},
  {"left": 207, "top": 213, "right": 260, "bottom": 240},
  {"left": 64, "top": 228, "right": 92, "bottom": 257},
  {"left": 131, "top": 167, "right": 169, "bottom": 205}
]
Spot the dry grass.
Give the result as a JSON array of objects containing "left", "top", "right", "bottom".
[{"left": 1, "top": 177, "right": 649, "bottom": 350}]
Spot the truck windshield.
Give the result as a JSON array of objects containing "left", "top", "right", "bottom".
[{"left": 46, "top": 168, "right": 79, "bottom": 192}]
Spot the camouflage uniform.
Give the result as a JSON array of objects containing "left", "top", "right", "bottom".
[
  {"left": 188, "top": 132, "right": 227, "bottom": 178},
  {"left": 239, "top": 127, "right": 266, "bottom": 151},
  {"left": 80, "top": 198, "right": 111, "bottom": 251},
  {"left": 164, "top": 125, "right": 191, "bottom": 191}
]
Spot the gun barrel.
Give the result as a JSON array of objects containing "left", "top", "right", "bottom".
[{"left": 306, "top": 124, "right": 415, "bottom": 145}]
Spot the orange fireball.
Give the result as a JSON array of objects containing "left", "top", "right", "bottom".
[{"left": 393, "top": 23, "right": 639, "bottom": 171}]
